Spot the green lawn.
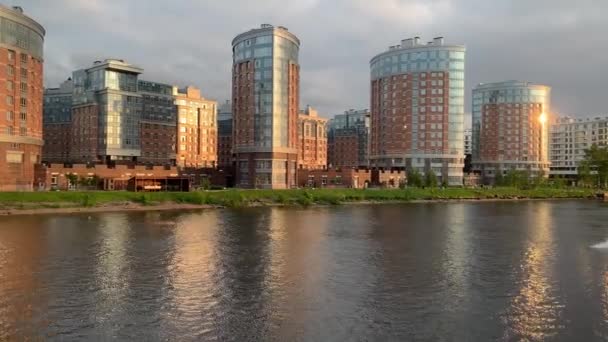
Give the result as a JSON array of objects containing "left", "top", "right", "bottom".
[{"left": 0, "top": 187, "right": 597, "bottom": 210}]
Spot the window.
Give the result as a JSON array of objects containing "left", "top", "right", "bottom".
[
  {"left": 20, "top": 68, "right": 27, "bottom": 79},
  {"left": 20, "top": 127, "right": 26, "bottom": 136},
  {"left": 20, "top": 112, "right": 26, "bottom": 122},
  {"left": 6, "top": 80, "right": 13, "bottom": 91},
  {"left": 20, "top": 53, "right": 27, "bottom": 65},
  {"left": 7, "top": 65, "right": 14, "bottom": 76},
  {"left": 20, "top": 82, "right": 27, "bottom": 92},
  {"left": 6, "top": 95, "right": 13, "bottom": 105},
  {"left": 6, "top": 111, "right": 13, "bottom": 121},
  {"left": 6, "top": 126, "right": 13, "bottom": 135},
  {"left": 20, "top": 98, "right": 26, "bottom": 107},
  {"left": 8, "top": 50, "right": 15, "bottom": 63},
  {"left": 6, "top": 152, "right": 22, "bottom": 163}
]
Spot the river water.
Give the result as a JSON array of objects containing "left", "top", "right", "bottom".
[{"left": 2, "top": 201, "right": 608, "bottom": 341}]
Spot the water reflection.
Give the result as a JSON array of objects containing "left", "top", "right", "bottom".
[
  {"left": 504, "top": 202, "right": 563, "bottom": 340},
  {"left": 2, "top": 201, "right": 608, "bottom": 340}
]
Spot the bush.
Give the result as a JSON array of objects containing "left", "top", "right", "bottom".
[
  {"left": 407, "top": 169, "right": 423, "bottom": 187},
  {"left": 424, "top": 171, "right": 438, "bottom": 188}
]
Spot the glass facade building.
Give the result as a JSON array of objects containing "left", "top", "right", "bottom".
[
  {"left": 369, "top": 37, "right": 466, "bottom": 185},
  {"left": 72, "top": 59, "right": 143, "bottom": 162},
  {"left": 232, "top": 24, "right": 300, "bottom": 189},
  {"left": 472, "top": 81, "right": 551, "bottom": 183}
]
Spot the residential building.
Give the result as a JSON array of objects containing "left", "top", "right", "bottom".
[
  {"left": 463, "top": 128, "right": 472, "bottom": 172},
  {"left": 472, "top": 81, "right": 551, "bottom": 183},
  {"left": 139, "top": 80, "right": 176, "bottom": 165},
  {"left": 43, "top": 78, "right": 73, "bottom": 163},
  {"left": 0, "top": 6, "right": 45, "bottom": 191},
  {"left": 217, "top": 100, "right": 233, "bottom": 168},
  {"left": 174, "top": 86, "right": 217, "bottom": 168},
  {"left": 297, "top": 105, "right": 327, "bottom": 170},
  {"left": 550, "top": 116, "right": 608, "bottom": 178},
  {"left": 464, "top": 128, "right": 472, "bottom": 155},
  {"left": 71, "top": 59, "right": 143, "bottom": 163},
  {"left": 327, "top": 109, "right": 370, "bottom": 168},
  {"left": 369, "top": 36, "right": 466, "bottom": 185},
  {"left": 232, "top": 24, "right": 300, "bottom": 188}
]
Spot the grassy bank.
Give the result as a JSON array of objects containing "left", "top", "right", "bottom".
[{"left": 0, "top": 187, "right": 597, "bottom": 212}]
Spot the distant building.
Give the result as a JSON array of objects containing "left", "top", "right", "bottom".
[
  {"left": 463, "top": 128, "right": 472, "bottom": 173},
  {"left": 550, "top": 116, "right": 608, "bottom": 178},
  {"left": 369, "top": 36, "right": 466, "bottom": 185},
  {"left": 217, "top": 100, "right": 233, "bottom": 168},
  {"left": 71, "top": 59, "right": 143, "bottom": 163},
  {"left": 43, "top": 78, "right": 73, "bottom": 163},
  {"left": 174, "top": 86, "right": 217, "bottom": 168},
  {"left": 0, "top": 5, "right": 45, "bottom": 191},
  {"left": 139, "top": 80, "right": 176, "bottom": 165},
  {"left": 232, "top": 24, "right": 300, "bottom": 188},
  {"left": 464, "top": 128, "right": 472, "bottom": 155},
  {"left": 472, "top": 81, "right": 551, "bottom": 183},
  {"left": 297, "top": 105, "right": 327, "bottom": 170},
  {"left": 327, "top": 109, "right": 370, "bottom": 168}
]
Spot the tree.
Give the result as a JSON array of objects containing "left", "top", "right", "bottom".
[
  {"left": 65, "top": 173, "right": 78, "bottom": 189},
  {"left": 494, "top": 170, "right": 504, "bottom": 186},
  {"left": 407, "top": 169, "right": 423, "bottom": 187},
  {"left": 424, "top": 170, "right": 438, "bottom": 188},
  {"left": 579, "top": 144, "right": 608, "bottom": 188}
]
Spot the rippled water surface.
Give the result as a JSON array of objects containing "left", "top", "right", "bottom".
[{"left": 2, "top": 201, "right": 608, "bottom": 340}]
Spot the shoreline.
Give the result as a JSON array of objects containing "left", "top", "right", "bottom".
[{"left": 0, "top": 195, "right": 596, "bottom": 217}]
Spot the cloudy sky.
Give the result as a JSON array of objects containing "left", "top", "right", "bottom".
[{"left": 13, "top": 0, "right": 608, "bottom": 119}]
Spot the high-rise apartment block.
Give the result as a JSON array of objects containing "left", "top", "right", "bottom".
[
  {"left": 43, "top": 60, "right": 217, "bottom": 168},
  {"left": 43, "top": 78, "right": 73, "bottom": 163},
  {"left": 370, "top": 37, "right": 466, "bottom": 185},
  {"left": 232, "top": 24, "right": 300, "bottom": 188},
  {"left": 139, "top": 80, "right": 176, "bottom": 165},
  {"left": 0, "top": 6, "right": 44, "bottom": 190},
  {"left": 175, "top": 86, "right": 217, "bottom": 168},
  {"left": 71, "top": 59, "right": 143, "bottom": 163},
  {"left": 297, "top": 105, "right": 327, "bottom": 170},
  {"left": 327, "top": 109, "right": 370, "bottom": 168},
  {"left": 217, "top": 100, "right": 233, "bottom": 168},
  {"left": 549, "top": 116, "right": 608, "bottom": 178},
  {"left": 472, "top": 81, "right": 551, "bottom": 182}
]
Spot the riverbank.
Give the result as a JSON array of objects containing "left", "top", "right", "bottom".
[{"left": 0, "top": 187, "right": 598, "bottom": 216}]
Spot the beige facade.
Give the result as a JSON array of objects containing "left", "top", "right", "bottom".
[
  {"left": 298, "top": 106, "right": 327, "bottom": 170},
  {"left": 174, "top": 86, "right": 217, "bottom": 168}
]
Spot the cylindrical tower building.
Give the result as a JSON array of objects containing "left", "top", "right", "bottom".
[
  {"left": 0, "top": 5, "right": 44, "bottom": 191},
  {"left": 369, "top": 36, "right": 466, "bottom": 185},
  {"left": 232, "top": 24, "right": 300, "bottom": 189},
  {"left": 472, "top": 81, "right": 551, "bottom": 183}
]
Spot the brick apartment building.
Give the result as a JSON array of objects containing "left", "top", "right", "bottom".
[
  {"left": 327, "top": 109, "right": 370, "bottom": 169},
  {"left": 297, "top": 105, "right": 327, "bottom": 170},
  {"left": 232, "top": 24, "right": 300, "bottom": 188},
  {"left": 174, "top": 86, "right": 217, "bottom": 168},
  {"left": 370, "top": 37, "right": 466, "bottom": 185},
  {"left": 472, "top": 81, "right": 551, "bottom": 183},
  {"left": 0, "top": 6, "right": 45, "bottom": 190},
  {"left": 139, "top": 80, "right": 177, "bottom": 165}
]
